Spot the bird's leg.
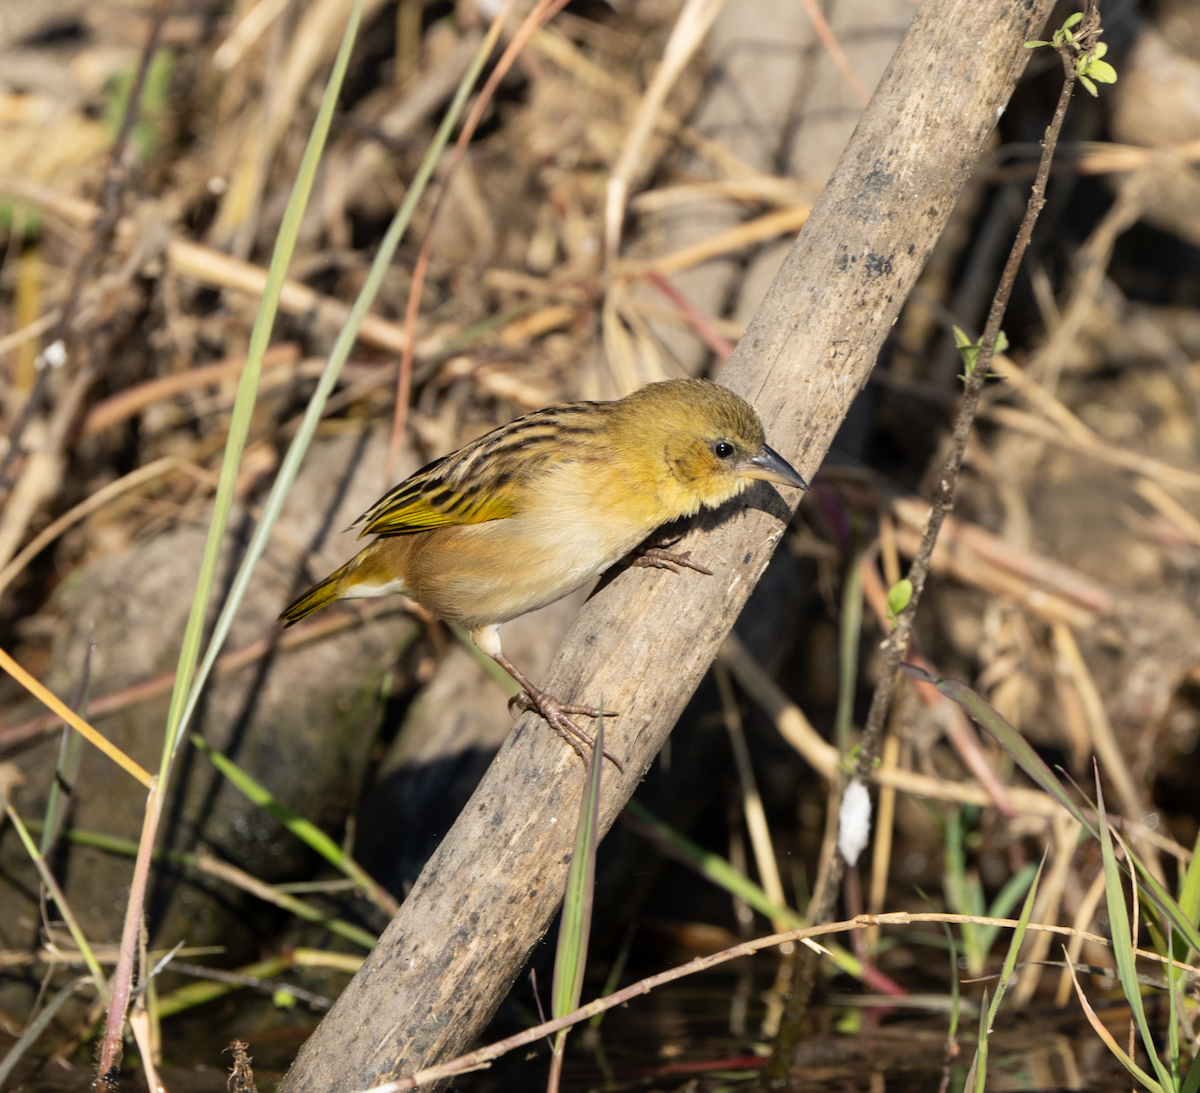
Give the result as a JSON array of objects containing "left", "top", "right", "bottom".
[
  {"left": 492, "top": 651, "right": 624, "bottom": 772},
  {"left": 623, "top": 532, "right": 713, "bottom": 576}
]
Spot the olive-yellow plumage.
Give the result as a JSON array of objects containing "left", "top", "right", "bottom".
[{"left": 280, "top": 378, "right": 805, "bottom": 759}]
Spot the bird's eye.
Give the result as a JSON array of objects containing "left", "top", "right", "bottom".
[{"left": 713, "top": 441, "right": 735, "bottom": 459}]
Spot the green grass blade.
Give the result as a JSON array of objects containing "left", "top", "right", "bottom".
[
  {"left": 986, "top": 851, "right": 1043, "bottom": 1030},
  {"left": 190, "top": 733, "right": 397, "bottom": 915},
  {"left": 976, "top": 861, "right": 1039, "bottom": 968},
  {"left": 626, "top": 797, "right": 804, "bottom": 928},
  {"left": 154, "top": 956, "right": 290, "bottom": 1018},
  {"left": 41, "top": 727, "right": 82, "bottom": 855},
  {"left": 939, "top": 921, "right": 962, "bottom": 1079},
  {"left": 41, "top": 644, "right": 92, "bottom": 854},
  {"left": 1096, "top": 775, "right": 1175, "bottom": 1092},
  {"left": 900, "top": 665, "right": 1095, "bottom": 836},
  {"left": 1128, "top": 852, "right": 1200, "bottom": 959},
  {"left": 175, "top": 20, "right": 506, "bottom": 742},
  {"left": 943, "top": 807, "right": 980, "bottom": 973},
  {"left": 552, "top": 715, "right": 604, "bottom": 1021},
  {"left": 23, "top": 819, "right": 194, "bottom": 867},
  {"left": 1167, "top": 926, "right": 1181, "bottom": 1091},
  {"left": 1064, "top": 945, "right": 1165, "bottom": 1093},
  {"left": 623, "top": 798, "right": 869, "bottom": 982},
  {"left": 905, "top": 664, "right": 1200, "bottom": 955},
  {"left": 161, "top": 0, "right": 368, "bottom": 777},
  {"left": 1177, "top": 829, "right": 1200, "bottom": 961},
  {"left": 0, "top": 977, "right": 91, "bottom": 1088},
  {"left": 971, "top": 985, "right": 988, "bottom": 1093},
  {"left": 1183, "top": 1045, "right": 1200, "bottom": 1093},
  {"left": 2, "top": 795, "right": 108, "bottom": 1000}
]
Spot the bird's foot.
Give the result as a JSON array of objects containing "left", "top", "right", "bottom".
[
  {"left": 625, "top": 541, "right": 713, "bottom": 576},
  {"left": 508, "top": 689, "right": 624, "bottom": 772}
]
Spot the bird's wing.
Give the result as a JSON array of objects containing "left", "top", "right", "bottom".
[
  {"left": 354, "top": 401, "right": 609, "bottom": 537},
  {"left": 354, "top": 452, "right": 519, "bottom": 536}
]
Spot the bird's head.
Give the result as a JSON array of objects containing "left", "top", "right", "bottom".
[{"left": 616, "top": 379, "right": 807, "bottom": 517}]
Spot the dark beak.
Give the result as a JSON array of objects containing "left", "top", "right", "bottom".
[{"left": 737, "top": 444, "right": 808, "bottom": 489}]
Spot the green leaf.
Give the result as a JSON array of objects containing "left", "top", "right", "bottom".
[
  {"left": 551, "top": 713, "right": 605, "bottom": 1065},
  {"left": 1177, "top": 828, "right": 1200, "bottom": 958},
  {"left": 899, "top": 664, "right": 1096, "bottom": 836},
  {"left": 1063, "top": 11, "right": 1083, "bottom": 28},
  {"left": 887, "top": 578, "right": 913, "bottom": 618},
  {"left": 1088, "top": 59, "right": 1117, "bottom": 83},
  {"left": 1023, "top": 39, "right": 1050, "bottom": 48},
  {"left": 173, "top": 14, "right": 506, "bottom": 745},
  {"left": 907, "top": 664, "right": 1200, "bottom": 955},
  {"left": 1078, "top": 74, "right": 1098, "bottom": 96},
  {"left": 1183, "top": 1046, "right": 1200, "bottom": 1093},
  {"left": 0, "top": 977, "right": 91, "bottom": 1089},
  {"left": 161, "top": 0, "right": 369, "bottom": 779},
  {"left": 1096, "top": 776, "right": 1175, "bottom": 1093},
  {"left": 622, "top": 799, "right": 877, "bottom": 983},
  {"left": 1064, "top": 949, "right": 1165, "bottom": 1093},
  {"left": 189, "top": 733, "right": 398, "bottom": 914},
  {"left": 988, "top": 853, "right": 1044, "bottom": 1027}
]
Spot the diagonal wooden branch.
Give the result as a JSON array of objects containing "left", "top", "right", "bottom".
[{"left": 278, "top": 0, "right": 1057, "bottom": 1088}]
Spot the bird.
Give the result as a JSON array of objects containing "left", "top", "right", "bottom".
[{"left": 279, "top": 378, "right": 806, "bottom": 764}]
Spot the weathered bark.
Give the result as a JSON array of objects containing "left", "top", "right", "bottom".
[{"left": 279, "top": 0, "right": 1056, "bottom": 1087}]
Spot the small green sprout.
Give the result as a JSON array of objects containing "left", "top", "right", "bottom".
[
  {"left": 1025, "top": 11, "right": 1117, "bottom": 97},
  {"left": 886, "top": 578, "right": 913, "bottom": 620},
  {"left": 1075, "top": 42, "right": 1117, "bottom": 97},
  {"left": 954, "top": 326, "right": 1008, "bottom": 382}
]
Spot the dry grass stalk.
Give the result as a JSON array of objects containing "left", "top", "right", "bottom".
[
  {"left": 796, "top": 0, "right": 871, "bottom": 106},
  {"left": 387, "top": 0, "right": 551, "bottom": 482},
  {"left": 214, "top": 0, "right": 295, "bottom": 72},
  {"left": 621, "top": 204, "right": 813, "bottom": 279},
  {"left": 985, "top": 401, "right": 1200, "bottom": 493},
  {"left": 864, "top": 732, "right": 900, "bottom": 952},
  {"left": 80, "top": 343, "right": 301, "bottom": 436},
  {"left": 603, "top": 0, "right": 729, "bottom": 263},
  {"left": 1050, "top": 622, "right": 1162, "bottom": 882},
  {"left": 363, "top": 909, "right": 1199, "bottom": 1093},
  {"left": 0, "top": 647, "right": 152, "bottom": 786},
  {"left": 0, "top": 457, "right": 211, "bottom": 599},
  {"left": 0, "top": 602, "right": 410, "bottom": 756},
  {"left": 1012, "top": 812, "right": 1083, "bottom": 1007},
  {"left": 1134, "top": 477, "right": 1200, "bottom": 547},
  {"left": 1028, "top": 169, "right": 1157, "bottom": 395},
  {"left": 1053, "top": 867, "right": 1108, "bottom": 1006},
  {"left": 889, "top": 499, "right": 1102, "bottom": 628}
]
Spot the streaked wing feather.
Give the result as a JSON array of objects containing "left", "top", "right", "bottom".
[{"left": 355, "top": 402, "right": 610, "bottom": 538}]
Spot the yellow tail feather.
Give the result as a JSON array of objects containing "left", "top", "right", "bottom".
[{"left": 279, "top": 570, "right": 345, "bottom": 627}]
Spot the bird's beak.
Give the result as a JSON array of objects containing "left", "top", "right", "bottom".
[{"left": 737, "top": 445, "right": 808, "bottom": 489}]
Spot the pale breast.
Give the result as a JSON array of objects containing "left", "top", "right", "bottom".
[{"left": 401, "top": 457, "right": 665, "bottom": 630}]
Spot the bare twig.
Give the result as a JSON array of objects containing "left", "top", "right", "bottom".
[
  {"left": 359, "top": 909, "right": 1190, "bottom": 1093},
  {"left": 765, "top": 7, "right": 1096, "bottom": 1083},
  {"left": 796, "top": 0, "right": 871, "bottom": 106},
  {"left": 0, "top": 603, "right": 414, "bottom": 758}
]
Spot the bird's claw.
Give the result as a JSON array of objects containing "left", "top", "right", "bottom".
[
  {"left": 626, "top": 545, "right": 713, "bottom": 576},
  {"left": 510, "top": 690, "right": 624, "bottom": 772}
]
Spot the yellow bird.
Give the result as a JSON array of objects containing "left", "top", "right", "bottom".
[{"left": 280, "top": 378, "right": 805, "bottom": 761}]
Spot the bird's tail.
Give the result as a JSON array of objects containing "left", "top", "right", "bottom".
[{"left": 279, "top": 567, "right": 346, "bottom": 627}]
